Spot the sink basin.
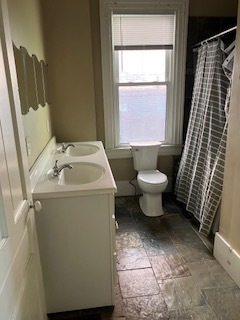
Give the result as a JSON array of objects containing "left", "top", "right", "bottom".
[
  {"left": 66, "top": 144, "right": 99, "bottom": 156},
  {"left": 58, "top": 162, "right": 105, "bottom": 185}
]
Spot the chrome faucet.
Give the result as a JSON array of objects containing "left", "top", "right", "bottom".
[
  {"left": 61, "top": 142, "right": 75, "bottom": 153},
  {"left": 52, "top": 160, "right": 73, "bottom": 177}
]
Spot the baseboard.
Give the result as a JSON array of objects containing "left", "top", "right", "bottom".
[
  {"left": 115, "top": 177, "right": 172, "bottom": 197},
  {"left": 213, "top": 232, "right": 240, "bottom": 288}
]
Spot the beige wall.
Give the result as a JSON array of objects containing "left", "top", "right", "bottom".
[
  {"left": 89, "top": 0, "right": 105, "bottom": 143},
  {"left": 219, "top": 2, "right": 240, "bottom": 254},
  {"left": 41, "top": 0, "right": 97, "bottom": 143},
  {"left": 8, "top": 0, "right": 45, "bottom": 59},
  {"left": 8, "top": 0, "right": 52, "bottom": 169},
  {"left": 109, "top": 156, "right": 173, "bottom": 182}
]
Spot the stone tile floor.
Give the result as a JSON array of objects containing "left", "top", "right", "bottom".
[{"left": 48, "top": 194, "right": 240, "bottom": 320}]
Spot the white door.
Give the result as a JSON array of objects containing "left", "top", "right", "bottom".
[{"left": 0, "top": 0, "right": 47, "bottom": 319}]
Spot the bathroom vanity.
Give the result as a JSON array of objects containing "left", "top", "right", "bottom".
[{"left": 31, "top": 139, "right": 117, "bottom": 314}]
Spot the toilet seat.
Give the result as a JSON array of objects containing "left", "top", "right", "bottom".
[{"left": 138, "top": 170, "right": 167, "bottom": 185}]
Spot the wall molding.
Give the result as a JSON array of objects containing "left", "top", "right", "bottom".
[{"left": 214, "top": 232, "right": 240, "bottom": 288}]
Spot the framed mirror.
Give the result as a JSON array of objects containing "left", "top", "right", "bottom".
[{"left": 13, "top": 44, "right": 49, "bottom": 114}]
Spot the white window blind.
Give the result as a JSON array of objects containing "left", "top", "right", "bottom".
[{"left": 113, "top": 14, "right": 175, "bottom": 50}]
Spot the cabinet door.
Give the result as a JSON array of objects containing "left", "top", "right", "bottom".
[{"left": 0, "top": 0, "right": 46, "bottom": 318}]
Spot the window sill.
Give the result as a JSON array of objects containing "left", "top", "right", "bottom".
[{"left": 105, "top": 144, "right": 182, "bottom": 159}]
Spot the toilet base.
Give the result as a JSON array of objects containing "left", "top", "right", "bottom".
[{"left": 139, "top": 192, "right": 164, "bottom": 217}]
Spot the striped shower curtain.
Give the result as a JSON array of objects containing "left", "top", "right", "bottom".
[{"left": 175, "top": 39, "right": 232, "bottom": 236}]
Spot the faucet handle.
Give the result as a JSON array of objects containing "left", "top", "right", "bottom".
[
  {"left": 61, "top": 142, "right": 66, "bottom": 152},
  {"left": 51, "top": 160, "right": 60, "bottom": 178},
  {"left": 53, "top": 159, "right": 58, "bottom": 169}
]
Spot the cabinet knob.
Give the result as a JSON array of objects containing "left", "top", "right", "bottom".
[{"left": 29, "top": 200, "right": 42, "bottom": 212}]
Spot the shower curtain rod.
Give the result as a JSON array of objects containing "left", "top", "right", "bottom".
[{"left": 193, "top": 26, "right": 237, "bottom": 48}]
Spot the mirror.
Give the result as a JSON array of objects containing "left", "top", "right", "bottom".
[
  {"left": 22, "top": 46, "right": 38, "bottom": 110},
  {"left": 33, "top": 54, "right": 44, "bottom": 106},
  {"left": 13, "top": 44, "right": 49, "bottom": 115}
]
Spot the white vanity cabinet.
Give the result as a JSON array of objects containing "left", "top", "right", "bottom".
[
  {"left": 31, "top": 140, "right": 117, "bottom": 314},
  {"left": 35, "top": 193, "right": 116, "bottom": 314}
]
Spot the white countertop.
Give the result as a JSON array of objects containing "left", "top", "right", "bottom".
[{"left": 32, "top": 140, "right": 117, "bottom": 199}]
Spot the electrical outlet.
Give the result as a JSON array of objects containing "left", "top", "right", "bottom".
[{"left": 25, "top": 136, "right": 31, "bottom": 156}]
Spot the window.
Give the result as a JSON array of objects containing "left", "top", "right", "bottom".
[{"left": 99, "top": 0, "right": 189, "bottom": 158}]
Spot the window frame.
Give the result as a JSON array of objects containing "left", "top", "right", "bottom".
[{"left": 99, "top": 0, "right": 189, "bottom": 158}]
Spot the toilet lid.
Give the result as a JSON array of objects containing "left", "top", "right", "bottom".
[{"left": 138, "top": 170, "right": 167, "bottom": 185}]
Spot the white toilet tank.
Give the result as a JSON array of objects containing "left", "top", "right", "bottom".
[{"left": 130, "top": 141, "right": 161, "bottom": 171}]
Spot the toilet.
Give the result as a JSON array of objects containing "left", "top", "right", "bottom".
[{"left": 130, "top": 141, "right": 168, "bottom": 217}]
